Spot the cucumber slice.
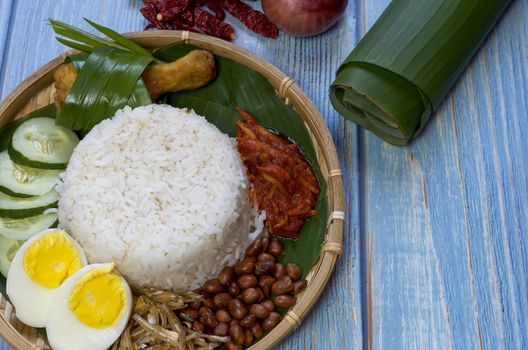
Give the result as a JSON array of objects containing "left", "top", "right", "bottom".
[
  {"left": 0, "top": 212, "right": 58, "bottom": 240},
  {"left": 0, "top": 189, "right": 58, "bottom": 218},
  {"left": 0, "top": 236, "right": 23, "bottom": 277},
  {"left": 9, "top": 117, "right": 79, "bottom": 169},
  {"left": 0, "top": 151, "right": 61, "bottom": 198}
]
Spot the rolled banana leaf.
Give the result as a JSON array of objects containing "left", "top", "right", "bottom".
[{"left": 330, "top": 0, "right": 511, "bottom": 145}]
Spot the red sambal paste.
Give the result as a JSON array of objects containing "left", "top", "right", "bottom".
[{"left": 235, "top": 108, "right": 320, "bottom": 239}]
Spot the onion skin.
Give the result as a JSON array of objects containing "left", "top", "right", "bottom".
[{"left": 262, "top": 0, "right": 348, "bottom": 37}]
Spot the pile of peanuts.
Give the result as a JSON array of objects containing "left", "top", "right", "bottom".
[{"left": 179, "top": 234, "right": 307, "bottom": 350}]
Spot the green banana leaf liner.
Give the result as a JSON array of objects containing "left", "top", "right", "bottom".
[{"left": 330, "top": 0, "right": 511, "bottom": 145}]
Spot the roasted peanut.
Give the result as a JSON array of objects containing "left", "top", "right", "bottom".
[
  {"left": 202, "top": 308, "right": 218, "bottom": 329},
  {"left": 251, "top": 323, "right": 264, "bottom": 338},
  {"left": 202, "top": 297, "right": 214, "bottom": 309},
  {"left": 274, "top": 294, "right": 297, "bottom": 308},
  {"left": 271, "top": 276, "right": 293, "bottom": 295},
  {"left": 273, "top": 263, "right": 286, "bottom": 279},
  {"left": 229, "top": 324, "right": 246, "bottom": 345},
  {"left": 192, "top": 321, "right": 205, "bottom": 332},
  {"left": 213, "top": 293, "right": 232, "bottom": 309},
  {"left": 261, "top": 300, "right": 275, "bottom": 312},
  {"left": 216, "top": 309, "right": 232, "bottom": 323},
  {"left": 268, "top": 240, "right": 284, "bottom": 256},
  {"left": 245, "top": 238, "right": 264, "bottom": 256},
  {"left": 245, "top": 329, "right": 254, "bottom": 346},
  {"left": 228, "top": 299, "right": 248, "bottom": 320},
  {"left": 238, "top": 274, "right": 258, "bottom": 289},
  {"left": 234, "top": 260, "right": 255, "bottom": 275},
  {"left": 218, "top": 267, "right": 235, "bottom": 285},
  {"left": 262, "top": 312, "right": 281, "bottom": 331},
  {"left": 241, "top": 287, "right": 260, "bottom": 304},
  {"left": 213, "top": 322, "right": 230, "bottom": 336},
  {"left": 180, "top": 307, "right": 198, "bottom": 320},
  {"left": 293, "top": 279, "right": 308, "bottom": 294},
  {"left": 228, "top": 281, "right": 240, "bottom": 297},
  {"left": 286, "top": 263, "right": 302, "bottom": 281},
  {"left": 254, "top": 260, "right": 275, "bottom": 275},
  {"left": 258, "top": 275, "right": 275, "bottom": 296},
  {"left": 225, "top": 341, "right": 242, "bottom": 350},
  {"left": 258, "top": 252, "right": 275, "bottom": 263},
  {"left": 203, "top": 279, "right": 224, "bottom": 294},
  {"left": 250, "top": 303, "right": 270, "bottom": 319},
  {"left": 239, "top": 314, "right": 257, "bottom": 328}
]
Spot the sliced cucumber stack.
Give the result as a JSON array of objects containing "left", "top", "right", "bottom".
[
  {"left": 0, "top": 189, "right": 59, "bottom": 219},
  {"left": 0, "top": 211, "right": 58, "bottom": 240},
  {"left": 8, "top": 117, "right": 79, "bottom": 169},
  {"left": 0, "top": 151, "right": 61, "bottom": 198},
  {"left": 0, "top": 235, "right": 23, "bottom": 277}
]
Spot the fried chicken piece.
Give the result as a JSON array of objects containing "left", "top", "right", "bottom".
[{"left": 53, "top": 50, "right": 216, "bottom": 109}]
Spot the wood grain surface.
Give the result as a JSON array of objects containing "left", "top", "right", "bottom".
[{"left": 0, "top": 0, "right": 527, "bottom": 349}]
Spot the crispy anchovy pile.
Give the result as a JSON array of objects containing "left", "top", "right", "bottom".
[
  {"left": 112, "top": 287, "right": 229, "bottom": 350},
  {"left": 141, "top": 0, "right": 279, "bottom": 41}
]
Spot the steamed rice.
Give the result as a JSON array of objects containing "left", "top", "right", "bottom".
[{"left": 57, "top": 105, "right": 264, "bottom": 292}]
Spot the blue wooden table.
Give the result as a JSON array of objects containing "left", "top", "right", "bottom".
[{"left": 1, "top": 0, "right": 527, "bottom": 349}]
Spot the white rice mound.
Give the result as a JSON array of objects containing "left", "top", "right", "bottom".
[{"left": 57, "top": 105, "right": 264, "bottom": 292}]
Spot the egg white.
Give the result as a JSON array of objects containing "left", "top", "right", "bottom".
[
  {"left": 6, "top": 229, "right": 87, "bottom": 327},
  {"left": 46, "top": 263, "right": 133, "bottom": 350}
]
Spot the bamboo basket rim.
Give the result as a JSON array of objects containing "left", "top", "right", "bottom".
[{"left": 0, "top": 30, "right": 346, "bottom": 350}]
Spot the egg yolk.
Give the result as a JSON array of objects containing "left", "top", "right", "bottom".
[
  {"left": 23, "top": 230, "right": 83, "bottom": 288},
  {"left": 68, "top": 264, "right": 127, "bottom": 329}
]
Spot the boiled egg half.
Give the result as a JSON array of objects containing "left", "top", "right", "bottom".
[
  {"left": 46, "top": 263, "right": 132, "bottom": 350},
  {"left": 6, "top": 229, "right": 87, "bottom": 327}
]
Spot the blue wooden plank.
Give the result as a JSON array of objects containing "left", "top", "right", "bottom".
[
  {"left": 0, "top": 0, "right": 14, "bottom": 91},
  {"left": 362, "top": 0, "right": 528, "bottom": 349},
  {"left": 0, "top": 1, "right": 363, "bottom": 350}
]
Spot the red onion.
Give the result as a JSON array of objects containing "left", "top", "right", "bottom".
[{"left": 262, "top": 0, "right": 348, "bottom": 37}]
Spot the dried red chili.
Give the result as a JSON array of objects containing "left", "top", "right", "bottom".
[
  {"left": 140, "top": 0, "right": 279, "bottom": 41},
  {"left": 219, "top": 0, "right": 279, "bottom": 39},
  {"left": 235, "top": 108, "right": 320, "bottom": 239},
  {"left": 193, "top": 8, "right": 235, "bottom": 41}
]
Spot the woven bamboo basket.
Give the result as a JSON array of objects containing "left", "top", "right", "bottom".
[{"left": 0, "top": 31, "right": 345, "bottom": 350}]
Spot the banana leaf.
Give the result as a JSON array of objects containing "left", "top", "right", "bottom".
[
  {"left": 67, "top": 54, "right": 151, "bottom": 111},
  {"left": 330, "top": 0, "right": 511, "bottom": 145},
  {"left": 56, "top": 47, "right": 153, "bottom": 132},
  {"left": 156, "top": 44, "right": 329, "bottom": 276}
]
